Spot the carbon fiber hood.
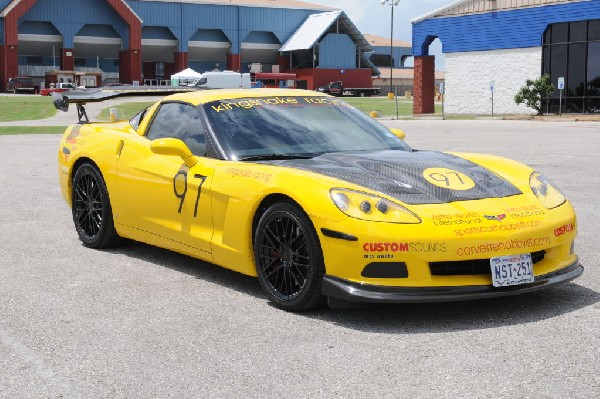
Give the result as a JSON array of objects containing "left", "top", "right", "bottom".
[{"left": 269, "top": 150, "right": 522, "bottom": 205}]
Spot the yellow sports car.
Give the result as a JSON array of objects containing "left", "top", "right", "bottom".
[{"left": 58, "top": 89, "right": 582, "bottom": 311}]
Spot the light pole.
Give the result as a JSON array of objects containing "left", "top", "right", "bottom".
[{"left": 381, "top": 0, "right": 400, "bottom": 99}]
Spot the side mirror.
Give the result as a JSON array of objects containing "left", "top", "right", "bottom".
[
  {"left": 389, "top": 128, "right": 406, "bottom": 140},
  {"left": 150, "top": 138, "right": 198, "bottom": 168}
]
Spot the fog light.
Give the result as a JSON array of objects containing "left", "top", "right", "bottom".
[
  {"left": 360, "top": 201, "right": 371, "bottom": 213},
  {"left": 376, "top": 200, "right": 388, "bottom": 214}
]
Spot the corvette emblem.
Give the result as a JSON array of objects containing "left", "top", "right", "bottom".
[{"left": 484, "top": 214, "right": 506, "bottom": 222}]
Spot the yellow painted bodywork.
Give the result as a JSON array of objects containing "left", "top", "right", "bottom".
[{"left": 58, "top": 89, "right": 578, "bottom": 289}]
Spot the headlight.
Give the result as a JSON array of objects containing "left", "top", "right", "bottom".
[
  {"left": 529, "top": 172, "right": 566, "bottom": 209},
  {"left": 330, "top": 188, "right": 421, "bottom": 224}
]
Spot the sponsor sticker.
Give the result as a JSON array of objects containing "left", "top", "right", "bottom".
[
  {"left": 456, "top": 236, "right": 550, "bottom": 256},
  {"left": 554, "top": 222, "right": 575, "bottom": 237},
  {"left": 423, "top": 168, "right": 475, "bottom": 191},
  {"left": 225, "top": 167, "right": 272, "bottom": 183},
  {"left": 362, "top": 242, "right": 447, "bottom": 253},
  {"left": 210, "top": 97, "right": 352, "bottom": 113},
  {"left": 483, "top": 214, "right": 506, "bottom": 222}
]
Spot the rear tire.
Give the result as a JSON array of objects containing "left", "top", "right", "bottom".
[
  {"left": 254, "top": 202, "right": 326, "bottom": 311},
  {"left": 71, "top": 163, "right": 120, "bottom": 248}
]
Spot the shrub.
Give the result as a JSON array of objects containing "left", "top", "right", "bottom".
[{"left": 514, "top": 74, "right": 555, "bottom": 115}]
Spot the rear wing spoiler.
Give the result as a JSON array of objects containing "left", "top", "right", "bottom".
[{"left": 52, "top": 85, "right": 200, "bottom": 123}]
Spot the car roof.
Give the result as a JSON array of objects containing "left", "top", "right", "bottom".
[{"left": 162, "top": 88, "right": 330, "bottom": 106}]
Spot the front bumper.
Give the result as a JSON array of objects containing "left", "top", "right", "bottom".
[{"left": 322, "top": 260, "right": 583, "bottom": 303}]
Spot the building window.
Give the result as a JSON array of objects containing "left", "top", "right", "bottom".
[
  {"left": 370, "top": 54, "right": 395, "bottom": 68},
  {"left": 27, "top": 56, "right": 43, "bottom": 65},
  {"left": 543, "top": 19, "right": 600, "bottom": 113},
  {"left": 155, "top": 62, "right": 165, "bottom": 78}
]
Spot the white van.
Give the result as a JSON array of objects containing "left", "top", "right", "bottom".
[{"left": 189, "top": 71, "right": 251, "bottom": 89}]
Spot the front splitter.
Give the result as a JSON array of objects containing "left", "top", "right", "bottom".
[{"left": 321, "top": 260, "right": 583, "bottom": 304}]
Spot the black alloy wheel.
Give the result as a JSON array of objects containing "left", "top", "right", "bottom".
[
  {"left": 71, "top": 163, "right": 119, "bottom": 248},
  {"left": 254, "top": 202, "right": 326, "bottom": 311}
]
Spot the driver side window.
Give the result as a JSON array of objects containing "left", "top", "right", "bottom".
[{"left": 146, "top": 102, "right": 207, "bottom": 156}]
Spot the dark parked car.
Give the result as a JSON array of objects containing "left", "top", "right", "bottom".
[{"left": 6, "top": 77, "right": 35, "bottom": 93}]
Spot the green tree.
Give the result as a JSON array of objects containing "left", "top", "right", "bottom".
[{"left": 514, "top": 74, "right": 556, "bottom": 115}]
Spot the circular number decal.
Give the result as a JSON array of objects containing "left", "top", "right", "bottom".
[{"left": 423, "top": 168, "right": 475, "bottom": 190}]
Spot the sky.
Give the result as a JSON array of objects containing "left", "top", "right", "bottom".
[{"left": 305, "top": 0, "right": 455, "bottom": 70}]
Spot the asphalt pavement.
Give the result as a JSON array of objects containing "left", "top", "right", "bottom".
[{"left": 0, "top": 119, "right": 598, "bottom": 398}]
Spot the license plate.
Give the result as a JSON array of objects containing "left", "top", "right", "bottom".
[{"left": 490, "top": 254, "right": 534, "bottom": 287}]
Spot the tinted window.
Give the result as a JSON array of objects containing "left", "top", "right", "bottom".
[
  {"left": 203, "top": 96, "right": 410, "bottom": 160},
  {"left": 544, "top": 19, "right": 600, "bottom": 101},
  {"left": 146, "top": 102, "right": 207, "bottom": 156},
  {"left": 543, "top": 27, "right": 551, "bottom": 45},
  {"left": 570, "top": 21, "right": 587, "bottom": 42},
  {"left": 542, "top": 46, "right": 551, "bottom": 76},
  {"left": 550, "top": 44, "right": 567, "bottom": 97},
  {"left": 568, "top": 43, "right": 586, "bottom": 96},
  {"left": 589, "top": 19, "right": 600, "bottom": 41},
  {"left": 586, "top": 98, "right": 600, "bottom": 113},
  {"left": 552, "top": 23, "right": 569, "bottom": 43},
  {"left": 587, "top": 42, "right": 600, "bottom": 97},
  {"left": 129, "top": 108, "right": 147, "bottom": 131},
  {"left": 370, "top": 54, "right": 394, "bottom": 67}
]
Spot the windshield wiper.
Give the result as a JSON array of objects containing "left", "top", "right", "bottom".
[{"left": 239, "top": 154, "right": 316, "bottom": 161}]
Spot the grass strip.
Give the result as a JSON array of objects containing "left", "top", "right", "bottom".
[
  {"left": 97, "top": 102, "right": 154, "bottom": 121},
  {"left": 338, "top": 97, "right": 442, "bottom": 117},
  {"left": 0, "top": 96, "right": 57, "bottom": 122},
  {"left": 0, "top": 126, "right": 68, "bottom": 135}
]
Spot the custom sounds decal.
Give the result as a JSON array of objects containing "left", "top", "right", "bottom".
[
  {"left": 362, "top": 242, "right": 447, "bottom": 259},
  {"left": 554, "top": 222, "right": 575, "bottom": 237}
]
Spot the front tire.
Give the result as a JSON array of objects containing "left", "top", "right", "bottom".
[
  {"left": 71, "top": 163, "right": 120, "bottom": 248},
  {"left": 254, "top": 202, "right": 326, "bottom": 311}
]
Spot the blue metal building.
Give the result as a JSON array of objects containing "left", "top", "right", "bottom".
[
  {"left": 411, "top": 0, "right": 600, "bottom": 115},
  {"left": 1, "top": 0, "right": 408, "bottom": 92}
]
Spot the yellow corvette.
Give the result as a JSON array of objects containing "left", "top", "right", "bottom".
[{"left": 58, "top": 89, "right": 582, "bottom": 311}]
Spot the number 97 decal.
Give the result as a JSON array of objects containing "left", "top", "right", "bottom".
[
  {"left": 423, "top": 167, "right": 475, "bottom": 191},
  {"left": 173, "top": 170, "right": 207, "bottom": 217}
]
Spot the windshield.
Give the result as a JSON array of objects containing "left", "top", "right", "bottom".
[{"left": 203, "top": 96, "right": 410, "bottom": 160}]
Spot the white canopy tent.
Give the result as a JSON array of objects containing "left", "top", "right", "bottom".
[{"left": 171, "top": 68, "right": 202, "bottom": 85}]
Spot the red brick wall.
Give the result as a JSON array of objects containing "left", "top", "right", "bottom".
[
  {"left": 164, "top": 63, "right": 175, "bottom": 80},
  {"left": 0, "top": 46, "right": 4, "bottom": 92},
  {"left": 1, "top": 45, "right": 19, "bottom": 93},
  {"left": 292, "top": 68, "right": 373, "bottom": 90},
  {"left": 227, "top": 54, "right": 241, "bottom": 72},
  {"left": 413, "top": 56, "right": 435, "bottom": 114},
  {"left": 60, "top": 48, "right": 74, "bottom": 71},
  {"left": 119, "top": 50, "right": 142, "bottom": 84},
  {"left": 174, "top": 52, "right": 189, "bottom": 73},
  {"left": 2, "top": 0, "right": 36, "bottom": 92},
  {"left": 143, "top": 62, "right": 156, "bottom": 80},
  {"left": 278, "top": 55, "right": 290, "bottom": 72}
]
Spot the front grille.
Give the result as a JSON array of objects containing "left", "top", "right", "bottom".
[{"left": 430, "top": 251, "right": 546, "bottom": 276}]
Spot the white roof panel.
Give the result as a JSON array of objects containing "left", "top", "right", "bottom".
[{"left": 280, "top": 10, "right": 342, "bottom": 52}]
